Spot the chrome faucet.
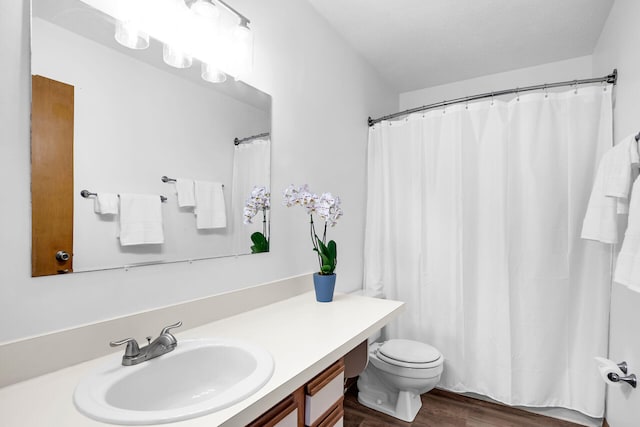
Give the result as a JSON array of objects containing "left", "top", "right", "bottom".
[{"left": 110, "top": 321, "right": 182, "bottom": 366}]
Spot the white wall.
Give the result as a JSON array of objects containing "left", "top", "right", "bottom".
[
  {"left": 0, "top": 0, "right": 396, "bottom": 343},
  {"left": 400, "top": 55, "right": 593, "bottom": 110},
  {"left": 592, "top": 1, "right": 640, "bottom": 425}
]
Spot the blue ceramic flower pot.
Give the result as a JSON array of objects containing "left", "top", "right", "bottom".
[{"left": 313, "top": 273, "right": 336, "bottom": 302}]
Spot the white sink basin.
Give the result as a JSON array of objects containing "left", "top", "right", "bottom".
[{"left": 74, "top": 338, "right": 274, "bottom": 425}]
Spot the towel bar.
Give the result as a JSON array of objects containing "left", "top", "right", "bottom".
[
  {"left": 80, "top": 190, "right": 167, "bottom": 202},
  {"left": 161, "top": 176, "right": 224, "bottom": 188}
]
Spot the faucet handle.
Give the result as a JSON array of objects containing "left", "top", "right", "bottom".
[
  {"left": 160, "top": 321, "right": 182, "bottom": 336},
  {"left": 109, "top": 337, "right": 140, "bottom": 357}
]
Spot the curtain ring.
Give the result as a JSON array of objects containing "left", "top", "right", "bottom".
[
  {"left": 491, "top": 92, "right": 495, "bottom": 106},
  {"left": 516, "top": 88, "right": 520, "bottom": 102},
  {"left": 573, "top": 80, "right": 578, "bottom": 94},
  {"left": 442, "top": 101, "right": 447, "bottom": 114},
  {"left": 602, "top": 81, "right": 608, "bottom": 92},
  {"left": 544, "top": 84, "right": 548, "bottom": 98}
]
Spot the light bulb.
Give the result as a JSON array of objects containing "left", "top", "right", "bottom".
[
  {"left": 231, "top": 22, "right": 253, "bottom": 77},
  {"left": 163, "top": 44, "right": 192, "bottom": 68},
  {"left": 201, "top": 63, "right": 227, "bottom": 83},
  {"left": 114, "top": 20, "right": 149, "bottom": 50},
  {"left": 190, "top": 0, "right": 220, "bottom": 20},
  {"left": 233, "top": 23, "right": 252, "bottom": 47}
]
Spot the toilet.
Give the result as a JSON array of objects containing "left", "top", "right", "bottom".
[
  {"left": 352, "top": 290, "right": 444, "bottom": 422},
  {"left": 357, "top": 338, "right": 444, "bottom": 422}
]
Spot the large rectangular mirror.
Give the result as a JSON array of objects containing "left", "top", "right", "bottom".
[{"left": 31, "top": 0, "right": 271, "bottom": 276}]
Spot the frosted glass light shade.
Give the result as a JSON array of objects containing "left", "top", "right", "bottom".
[
  {"left": 190, "top": 0, "right": 220, "bottom": 20},
  {"left": 231, "top": 23, "right": 253, "bottom": 76},
  {"left": 201, "top": 63, "right": 227, "bottom": 83},
  {"left": 115, "top": 20, "right": 149, "bottom": 50},
  {"left": 163, "top": 44, "right": 193, "bottom": 68}
]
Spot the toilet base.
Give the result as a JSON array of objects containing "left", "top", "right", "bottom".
[{"left": 358, "top": 389, "right": 422, "bottom": 422}]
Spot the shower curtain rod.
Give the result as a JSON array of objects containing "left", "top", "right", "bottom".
[
  {"left": 234, "top": 132, "right": 270, "bottom": 145},
  {"left": 368, "top": 69, "right": 618, "bottom": 127}
]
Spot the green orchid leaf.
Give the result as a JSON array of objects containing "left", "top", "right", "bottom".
[
  {"left": 250, "top": 232, "right": 269, "bottom": 253},
  {"left": 327, "top": 240, "right": 337, "bottom": 261}
]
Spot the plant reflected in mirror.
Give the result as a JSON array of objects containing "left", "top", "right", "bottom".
[{"left": 243, "top": 186, "right": 270, "bottom": 253}]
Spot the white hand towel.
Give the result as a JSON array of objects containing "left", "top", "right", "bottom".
[
  {"left": 581, "top": 134, "right": 639, "bottom": 244},
  {"left": 614, "top": 176, "right": 640, "bottom": 291},
  {"left": 118, "top": 194, "right": 164, "bottom": 246},
  {"left": 604, "top": 133, "right": 639, "bottom": 214},
  {"left": 194, "top": 181, "right": 226, "bottom": 229},
  {"left": 175, "top": 178, "right": 196, "bottom": 208},
  {"left": 93, "top": 193, "right": 119, "bottom": 215}
]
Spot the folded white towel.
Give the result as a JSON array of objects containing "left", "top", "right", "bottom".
[
  {"left": 175, "top": 178, "right": 196, "bottom": 208},
  {"left": 118, "top": 194, "right": 164, "bottom": 246},
  {"left": 581, "top": 134, "right": 639, "bottom": 244},
  {"left": 194, "top": 181, "right": 226, "bottom": 229},
  {"left": 93, "top": 193, "right": 119, "bottom": 215},
  {"left": 614, "top": 176, "right": 640, "bottom": 291}
]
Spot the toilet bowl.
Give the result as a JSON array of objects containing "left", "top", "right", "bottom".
[{"left": 357, "top": 338, "right": 444, "bottom": 422}]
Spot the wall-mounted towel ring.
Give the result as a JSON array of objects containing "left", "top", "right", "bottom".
[{"left": 80, "top": 189, "right": 167, "bottom": 202}]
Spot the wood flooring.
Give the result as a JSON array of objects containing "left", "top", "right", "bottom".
[{"left": 343, "top": 387, "right": 585, "bottom": 427}]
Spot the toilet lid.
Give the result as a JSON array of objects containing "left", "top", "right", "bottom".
[{"left": 377, "top": 339, "right": 442, "bottom": 368}]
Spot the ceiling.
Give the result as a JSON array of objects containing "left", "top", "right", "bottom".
[{"left": 307, "top": 0, "right": 614, "bottom": 93}]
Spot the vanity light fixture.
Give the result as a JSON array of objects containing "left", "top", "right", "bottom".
[
  {"left": 90, "top": 0, "right": 253, "bottom": 83},
  {"left": 190, "top": 0, "right": 220, "bottom": 20},
  {"left": 163, "top": 44, "right": 193, "bottom": 68},
  {"left": 202, "top": 63, "right": 227, "bottom": 83},
  {"left": 114, "top": 20, "right": 149, "bottom": 49},
  {"left": 230, "top": 18, "right": 253, "bottom": 77}
]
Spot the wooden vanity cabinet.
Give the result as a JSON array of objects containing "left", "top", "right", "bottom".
[
  {"left": 304, "top": 359, "right": 344, "bottom": 426},
  {"left": 247, "top": 388, "right": 304, "bottom": 427},
  {"left": 249, "top": 359, "right": 345, "bottom": 427}
]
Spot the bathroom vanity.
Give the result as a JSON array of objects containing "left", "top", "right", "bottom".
[{"left": 0, "top": 286, "right": 403, "bottom": 426}]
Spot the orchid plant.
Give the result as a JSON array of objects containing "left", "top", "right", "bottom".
[
  {"left": 283, "top": 184, "right": 343, "bottom": 275},
  {"left": 243, "top": 186, "right": 270, "bottom": 253}
]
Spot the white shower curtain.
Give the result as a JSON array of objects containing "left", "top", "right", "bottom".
[
  {"left": 231, "top": 138, "right": 271, "bottom": 255},
  {"left": 364, "top": 86, "right": 613, "bottom": 417}
]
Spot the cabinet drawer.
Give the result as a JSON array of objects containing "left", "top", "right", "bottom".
[
  {"left": 305, "top": 360, "right": 344, "bottom": 426},
  {"left": 248, "top": 395, "right": 298, "bottom": 427},
  {"left": 317, "top": 403, "right": 344, "bottom": 427}
]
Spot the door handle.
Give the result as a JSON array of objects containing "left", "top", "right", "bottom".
[{"left": 56, "top": 250, "right": 70, "bottom": 262}]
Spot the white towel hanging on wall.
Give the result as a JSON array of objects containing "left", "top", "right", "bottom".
[
  {"left": 194, "top": 181, "right": 226, "bottom": 229},
  {"left": 118, "top": 194, "right": 165, "bottom": 246},
  {"left": 614, "top": 175, "right": 640, "bottom": 291},
  {"left": 581, "top": 133, "right": 639, "bottom": 243},
  {"left": 93, "top": 193, "right": 118, "bottom": 215},
  {"left": 175, "top": 178, "right": 196, "bottom": 208}
]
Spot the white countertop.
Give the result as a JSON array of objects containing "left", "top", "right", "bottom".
[{"left": 0, "top": 292, "right": 403, "bottom": 426}]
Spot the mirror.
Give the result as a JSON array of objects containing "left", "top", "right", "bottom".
[{"left": 30, "top": 0, "right": 271, "bottom": 276}]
